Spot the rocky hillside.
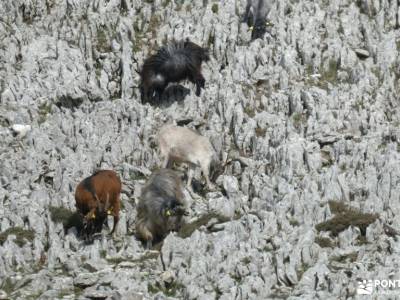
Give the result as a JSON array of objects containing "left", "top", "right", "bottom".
[{"left": 1, "top": 0, "right": 400, "bottom": 299}]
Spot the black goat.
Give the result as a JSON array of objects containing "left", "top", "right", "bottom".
[
  {"left": 243, "top": 0, "right": 269, "bottom": 40},
  {"left": 139, "top": 39, "right": 209, "bottom": 103}
]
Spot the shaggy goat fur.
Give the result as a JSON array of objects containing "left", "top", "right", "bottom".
[
  {"left": 140, "top": 39, "right": 209, "bottom": 103},
  {"left": 75, "top": 170, "right": 121, "bottom": 240},
  {"left": 156, "top": 125, "right": 219, "bottom": 190},
  {"left": 135, "top": 169, "right": 187, "bottom": 248}
]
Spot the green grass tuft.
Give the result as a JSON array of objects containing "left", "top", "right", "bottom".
[
  {"left": 328, "top": 200, "right": 349, "bottom": 215},
  {"left": 315, "top": 236, "right": 335, "bottom": 248},
  {"left": 211, "top": 3, "right": 218, "bottom": 14},
  {"left": 255, "top": 127, "right": 267, "bottom": 137},
  {"left": 147, "top": 281, "right": 184, "bottom": 297},
  {"left": 162, "top": 0, "right": 171, "bottom": 8},
  {"left": 96, "top": 27, "right": 110, "bottom": 52},
  {"left": 316, "top": 201, "right": 378, "bottom": 236},
  {"left": 38, "top": 103, "right": 52, "bottom": 124},
  {"left": 330, "top": 252, "right": 358, "bottom": 263},
  {"left": 292, "top": 112, "right": 306, "bottom": 128},
  {"left": 0, "top": 227, "right": 35, "bottom": 247},
  {"left": 49, "top": 206, "right": 83, "bottom": 231}
]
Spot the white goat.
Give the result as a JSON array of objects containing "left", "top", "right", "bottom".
[{"left": 156, "top": 125, "right": 218, "bottom": 190}]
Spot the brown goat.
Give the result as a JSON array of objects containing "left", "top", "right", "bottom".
[
  {"left": 135, "top": 169, "right": 187, "bottom": 248},
  {"left": 75, "top": 170, "right": 121, "bottom": 239}
]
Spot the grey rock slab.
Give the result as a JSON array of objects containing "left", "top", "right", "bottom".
[
  {"left": 0, "top": 290, "right": 7, "bottom": 300},
  {"left": 354, "top": 48, "right": 370, "bottom": 59},
  {"left": 74, "top": 273, "right": 100, "bottom": 288},
  {"left": 82, "top": 287, "right": 110, "bottom": 299}
]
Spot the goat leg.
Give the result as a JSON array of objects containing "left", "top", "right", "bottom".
[
  {"left": 195, "top": 75, "right": 205, "bottom": 96},
  {"left": 162, "top": 156, "right": 170, "bottom": 169},
  {"left": 109, "top": 199, "right": 120, "bottom": 236},
  {"left": 109, "top": 214, "right": 119, "bottom": 236},
  {"left": 136, "top": 220, "right": 154, "bottom": 249},
  {"left": 187, "top": 166, "right": 194, "bottom": 190},
  {"left": 200, "top": 160, "right": 215, "bottom": 191}
]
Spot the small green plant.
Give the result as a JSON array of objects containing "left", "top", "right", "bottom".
[
  {"left": 305, "top": 64, "right": 314, "bottom": 76},
  {"left": 49, "top": 206, "right": 83, "bottom": 231},
  {"left": 328, "top": 200, "right": 349, "bottom": 214},
  {"left": 106, "top": 257, "right": 125, "bottom": 265},
  {"left": 0, "top": 227, "right": 35, "bottom": 247},
  {"left": 296, "top": 263, "right": 310, "bottom": 280},
  {"left": 330, "top": 252, "right": 358, "bottom": 263},
  {"left": 0, "top": 116, "right": 9, "bottom": 127},
  {"left": 255, "top": 127, "right": 267, "bottom": 137},
  {"left": 337, "top": 22, "right": 344, "bottom": 35},
  {"left": 100, "top": 249, "right": 107, "bottom": 258},
  {"left": 356, "top": 235, "right": 368, "bottom": 245},
  {"left": 351, "top": 99, "right": 365, "bottom": 112},
  {"left": 321, "top": 59, "right": 338, "bottom": 83},
  {"left": 241, "top": 257, "right": 252, "bottom": 265},
  {"left": 74, "top": 286, "right": 83, "bottom": 297},
  {"left": 315, "top": 201, "right": 378, "bottom": 236},
  {"left": 147, "top": 281, "right": 184, "bottom": 297},
  {"left": 244, "top": 105, "right": 256, "bottom": 118},
  {"left": 129, "top": 170, "right": 146, "bottom": 181},
  {"left": 207, "top": 32, "right": 214, "bottom": 48},
  {"left": 1, "top": 277, "right": 15, "bottom": 295},
  {"left": 292, "top": 112, "right": 306, "bottom": 128},
  {"left": 148, "top": 15, "right": 161, "bottom": 38},
  {"left": 315, "top": 236, "right": 335, "bottom": 248},
  {"left": 211, "top": 3, "right": 218, "bottom": 14},
  {"left": 96, "top": 27, "right": 110, "bottom": 52},
  {"left": 57, "top": 289, "right": 74, "bottom": 298},
  {"left": 162, "top": 0, "right": 171, "bottom": 8},
  {"left": 321, "top": 150, "right": 334, "bottom": 167},
  {"left": 38, "top": 103, "right": 52, "bottom": 124},
  {"left": 94, "top": 59, "right": 102, "bottom": 79}
]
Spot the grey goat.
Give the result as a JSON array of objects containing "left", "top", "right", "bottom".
[
  {"left": 243, "top": 0, "right": 270, "bottom": 40},
  {"left": 135, "top": 169, "right": 187, "bottom": 248}
]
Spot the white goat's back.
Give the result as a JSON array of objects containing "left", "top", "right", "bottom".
[{"left": 157, "top": 125, "right": 214, "bottom": 166}]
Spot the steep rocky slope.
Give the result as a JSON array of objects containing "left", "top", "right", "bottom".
[{"left": 0, "top": 0, "right": 400, "bottom": 299}]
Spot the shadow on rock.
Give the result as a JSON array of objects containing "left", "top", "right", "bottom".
[{"left": 145, "top": 85, "right": 190, "bottom": 107}]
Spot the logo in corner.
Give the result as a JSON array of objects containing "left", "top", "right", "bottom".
[{"left": 357, "top": 280, "right": 373, "bottom": 295}]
